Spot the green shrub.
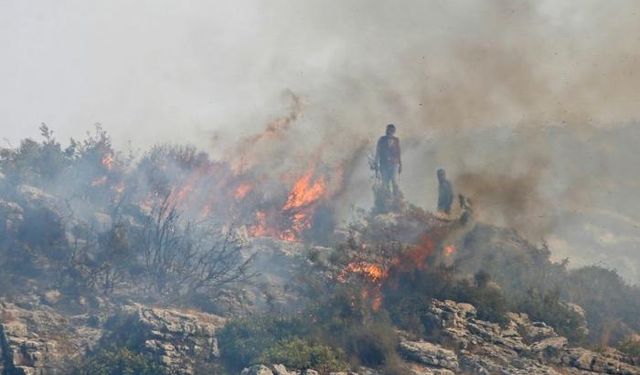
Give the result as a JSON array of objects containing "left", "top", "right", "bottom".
[
  {"left": 619, "top": 337, "right": 640, "bottom": 358},
  {"left": 260, "top": 338, "right": 348, "bottom": 373},
  {"left": 451, "top": 273, "right": 509, "bottom": 324},
  {"left": 67, "top": 347, "right": 165, "bottom": 375},
  {"left": 217, "top": 316, "right": 308, "bottom": 372},
  {"left": 515, "top": 288, "right": 586, "bottom": 343}
]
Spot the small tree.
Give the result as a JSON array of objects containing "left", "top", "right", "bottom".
[{"left": 138, "top": 195, "right": 254, "bottom": 297}]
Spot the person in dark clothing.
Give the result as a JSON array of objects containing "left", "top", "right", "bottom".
[
  {"left": 375, "top": 124, "right": 402, "bottom": 196},
  {"left": 437, "top": 168, "right": 453, "bottom": 214}
]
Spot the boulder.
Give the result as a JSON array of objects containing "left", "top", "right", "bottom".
[
  {"left": 108, "top": 304, "right": 226, "bottom": 375},
  {"left": 242, "top": 365, "right": 275, "bottom": 375},
  {"left": 0, "top": 299, "right": 101, "bottom": 374},
  {"left": 272, "top": 364, "right": 291, "bottom": 375},
  {"left": 399, "top": 339, "right": 458, "bottom": 370}
]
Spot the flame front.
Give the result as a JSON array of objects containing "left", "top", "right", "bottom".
[
  {"left": 283, "top": 171, "right": 327, "bottom": 211},
  {"left": 444, "top": 245, "right": 456, "bottom": 256},
  {"left": 279, "top": 170, "right": 328, "bottom": 241},
  {"left": 234, "top": 183, "right": 253, "bottom": 200},
  {"left": 339, "top": 262, "right": 387, "bottom": 284},
  {"left": 101, "top": 154, "right": 115, "bottom": 170}
]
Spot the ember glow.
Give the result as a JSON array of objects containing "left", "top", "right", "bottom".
[
  {"left": 101, "top": 154, "right": 115, "bottom": 170},
  {"left": 339, "top": 261, "right": 387, "bottom": 312},
  {"left": 444, "top": 245, "right": 456, "bottom": 256},
  {"left": 279, "top": 170, "right": 329, "bottom": 241},
  {"left": 94, "top": 141, "right": 346, "bottom": 243},
  {"left": 339, "top": 262, "right": 387, "bottom": 284},
  {"left": 234, "top": 183, "right": 253, "bottom": 200},
  {"left": 282, "top": 171, "right": 327, "bottom": 211}
]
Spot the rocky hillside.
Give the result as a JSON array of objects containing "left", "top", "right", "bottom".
[
  {"left": 1, "top": 132, "right": 639, "bottom": 374},
  {"left": 1, "top": 295, "right": 638, "bottom": 374}
]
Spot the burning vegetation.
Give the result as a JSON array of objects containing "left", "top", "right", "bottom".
[{"left": 0, "top": 124, "right": 639, "bottom": 374}]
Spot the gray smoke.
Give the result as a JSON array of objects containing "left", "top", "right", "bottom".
[{"left": 1, "top": 0, "right": 640, "bottom": 282}]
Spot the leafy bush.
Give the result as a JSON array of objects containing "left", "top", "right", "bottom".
[
  {"left": 217, "top": 289, "right": 400, "bottom": 374},
  {"left": 451, "top": 275, "right": 509, "bottom": 324},
  {"left": 515, "top": 288, "right": 587, "bottom": 343},
  {"left": 217, "top": 316, "right": 309, "bottom": 372},
  {"left": 260, "top": 338, "right": 347, "bottom": 373},
  {"left": 619, "top": 337, "right": 640, "bottom": 358},
  {"left": 305, "top": 285, "right": 402, "bottom": 372},
  {"left": 67, "top": 347, "right": 165, "bottom": 375}
]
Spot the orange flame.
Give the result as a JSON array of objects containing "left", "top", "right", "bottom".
[
  {"left": 283, "top": 171, "right": 327, "bottom": 210},
  {"left": 278, "top": 170, "right": 328, "bottom": 241},
  {"left": 371, "top": 294, "right": 383, "bottom": 311},
  {"left": 249, "top": 211, "right": 270, "bottom": 237},
  {"left": 234, "top": 183, "right": 253, "bottom": 200},
  {"left": 339, "top": 262, "right": 387, "bottom": 312},
  {"left": 101, "top": 154, "right": 115, "bottom": 170},
  {"left": 339, "top": 262, "right": 387, "bottom": 283},
  {"left": 443, "top": 245, "right": 456, "bottom": 256}
]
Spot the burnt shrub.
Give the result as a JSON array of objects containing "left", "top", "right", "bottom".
[{"left": 341, "top": 323, "right": 400, "bottom": 368}]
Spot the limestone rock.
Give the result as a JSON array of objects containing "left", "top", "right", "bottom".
[
  {"left": 272, "top": 364, "right": 291, "bottom": 375},
  {"left": 0, "top": 299, "right": 101, "bottom": 375},
  {"left": 108, "top": 304, "right": 225, "bottom": 375},
  {"left": 242, "top": 365, "right": 275, "bottom": 375},
  {"left": 399, "top": 340, "right": 458, "bottom": 370},
  {"left": 422, "top": 299, "right": 640, "bottom": 375}
]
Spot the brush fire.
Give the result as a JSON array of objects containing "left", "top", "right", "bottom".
[
  {"left": 77, "top": 123, "right": 466, "bottom": 324},
  {"left": 2, "top": 123, "right": 639, "bottom": 375}
]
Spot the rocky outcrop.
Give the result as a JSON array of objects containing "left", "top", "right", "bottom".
[
  {"left": 398, "top": 340, "right": 458, "bottom": 371},
  {"left": 105, "top": 304, "right": 225, "bottom": 375},
  {"left": 0, "top": 299, "right": 224, "bottom": 375},
  {"left": 417, "top": 299, "right": 640, "bottom": 375},
  {"left": 0, "top": 299, "right": 101, "bottom": 375}
]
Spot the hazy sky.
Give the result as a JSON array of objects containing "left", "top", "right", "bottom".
[
  {"left": 3, "top": 0, "right": 640, "bottom": 148},
  {"left": 2, "top": 1, "right": 640, "bottom": 282}
]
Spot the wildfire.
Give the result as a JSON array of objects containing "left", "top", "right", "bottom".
[
  {"left": 395, "top": 233, "right": 437, "bottom": 271},
  {"left": 234, "top": 183, "right": 253, "bottom": 200},
  {"left": 113, "top": 182, "right": 126, "bottom": 194},
  {"left": 443, "top": 245, "right": 456, "bottom": 256},
  {"left": 278, "top": 170, "right": 328, "bottom": 241},
  {"left": 91, "top": 176, "right": 108, "bottom": 186},
  {"left": 339, "top": 261, "right": 387, "bottom": 283},
  {"left": 165, "top": 170, "right": 205, "bottom": 209},
  {"left": 339, "top": 261, "right": 387, "bottom": 312},
  {"left": 101, "top": 154, "right": 115, "bottom": 170},
  {"left": 250, "top": 211, "right": 268, "bottom": 237},
  {"left": 283, "top": 171, "right": 327, "bottom": 211}
]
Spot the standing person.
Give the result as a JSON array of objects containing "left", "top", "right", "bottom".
[
  {"left": 375, "top": 124, "right": 402, "bottom": 196},
  {"left": 437, "top": 168, "right": 454, "bottom": 215}
]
